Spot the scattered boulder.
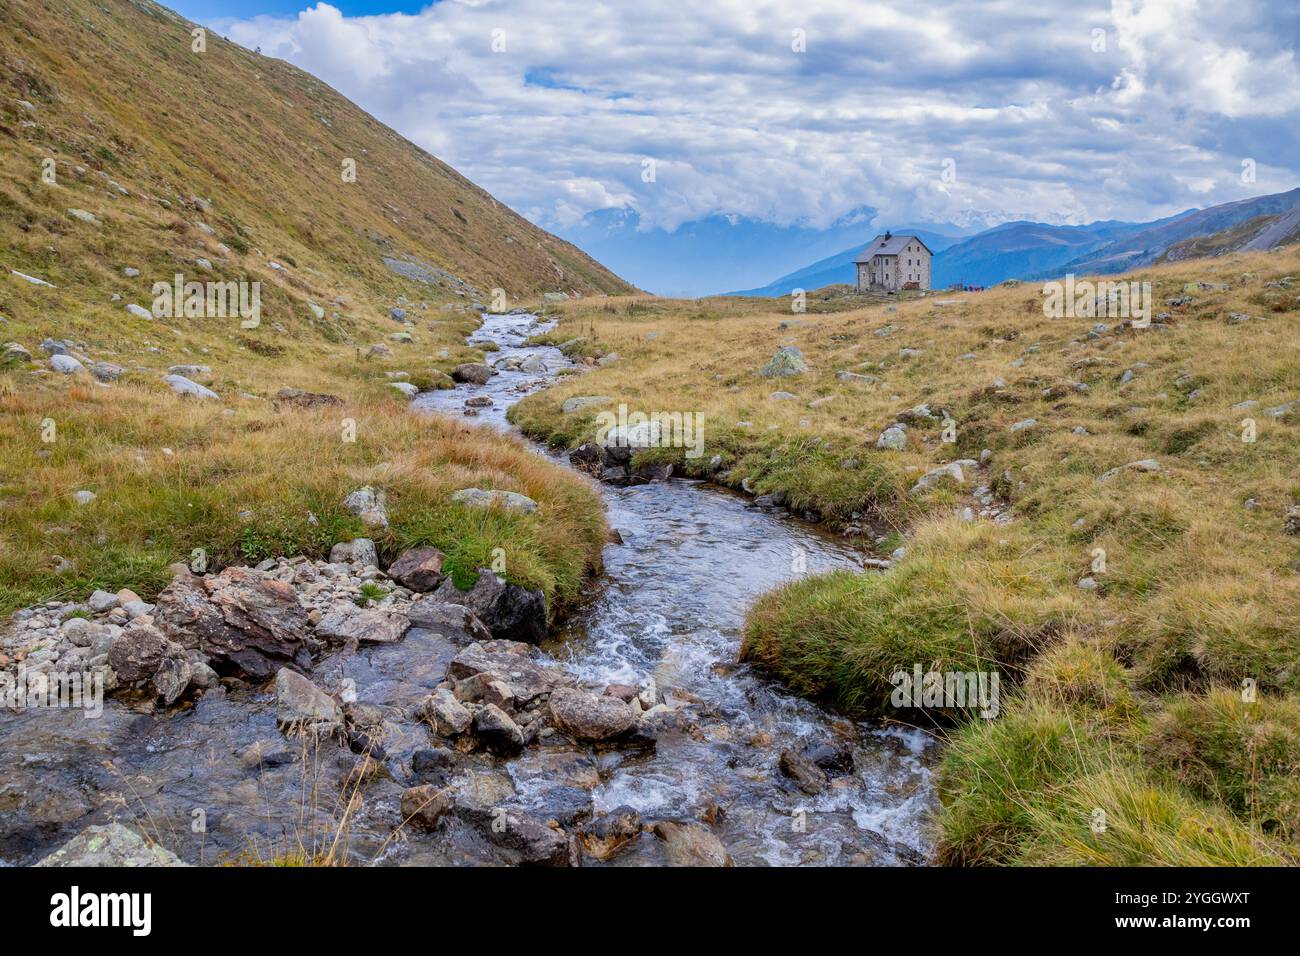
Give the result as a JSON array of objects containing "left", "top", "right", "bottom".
[
  {"left": 875, "top": 424, "right": 907, "bottom": 450},
  {"left": 447, "top": 641, "right": 573, "bottom": 706},
  {"left": 89, "top": 361, "right": 124, "bottom": 382},
  {"left": 476, "top": 809, "right": 570, "bottom": 866},
  {"left": 275, "top": 668, "right": 342, "bottom": 735},
  {"left": 107, "top": 623, "right": 192, "bottom": 705},
  {"left": 758, "top": 346, "right": 807, "bottom": 377},
  {"left": 430, "top": 571, "right": 547, "bottom": 643},
  {"left": 50, "top": 354, "right": 84, "bottom": 375},
  {"left": 152, "top": 567, "right": 310, "bottom": 680},
  {"left": 315, "top": 605, "right": 410, "bottom": 645},
  {"left": 164, "top": 374, "right": 217, "bottom": 399},
  {"left": 417, "top": 688, "right": 473, "bottom": 737},
  {"left": 273, "top": 387, "right": 342, "bottom": 409},
  {"left": 36, "top": 823, "right": 187, "bottom": 867},
  {"left": 406, "top": 600, "right": 493, "bottom": 642},
  {"left": 472, "top": 703, "right": 526, "bottom": 756},
  {"left": 1096, "top": 459, "right": 1162, "bottom": 483},
  {"left": 329, "top": 538, "right": 378, "bottom": 567},
  {"left": 126, "top": 304, "right": 153, "bottom": 320},
  {"left": 450, "top": 488, "right": 537, "bottom": 514},
  {"left": 909, "top": 462, "right": 966, "bottom": 495},
  {"left": 1, "top": 342, "right": 32, "bottom": 366},
  {"left": 400, "top": 784, "right": 451, "bottom": 830},
  {"left": 343, "top": 486, "right": 388, "bottom": 528},
  {"left": 561, "top": 395, "right": 612, "bottom": 414},
  {"left": 452, "top": 363, "right": 493, "bottom": 385},
  {"left": 387, "top": 546, "right": 446, "bottom": 591},
  {"left": 836, "top": 370, "right": 878, "bottom": 385},
  {"left": 548, "top": 686, "right": 636, "bottom": 741},
  {"left": 569, "top": 442, "right": 604, "bottom": 474},
  {"left": 778, "top": 748, "right": 828, "bottom": 795}
]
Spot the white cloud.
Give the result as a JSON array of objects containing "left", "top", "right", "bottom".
[{"left": 221, "top": 0, "right": 1300, "bottom": 234}]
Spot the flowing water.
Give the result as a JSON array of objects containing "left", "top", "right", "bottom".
[
  {"left": 415, "top": 312, "right": 937, "bottom": 865},
  {"left": 0, "top": 313, "right": 935, "bottom": 867}
]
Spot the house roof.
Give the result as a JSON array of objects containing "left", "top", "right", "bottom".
[{"left": 854, "top": 234, "right": 933, "bottom": 262}]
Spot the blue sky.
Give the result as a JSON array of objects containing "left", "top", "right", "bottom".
[
  {"left": 179, "top": 1, "right": 1300, "bottom": 294},
  {"left": 173, "top": 1, "right": 431, "bottom": 19}
]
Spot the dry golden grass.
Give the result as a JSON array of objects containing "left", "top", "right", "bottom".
[
  {"left": 0, "top": 374, "right": 607, "bottom": 617},
  {"left": 511, "top": 247, "right": 1300, "bottom": 864}
]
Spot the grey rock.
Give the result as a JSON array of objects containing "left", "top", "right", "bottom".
[
  {"left": 758, "top": 346, "right": 807, "bottom": 377},
  {"left": 164, "top": 374, "right": 217, "bottom": 399},
  {"left": 450, "top": 488, "right": 537, "bottom": 514},
  {"left": 89, "top": 361, "right": 125, "bottom": 382},
  {"left": 909, "top": 462, "right": 965, "bottom": 495},
  {"left": 315, "top": 605, "right": 410, "bottom": 645},
  {"left": 472, "top": 702, "right": 525, "bottom": 756},
  {"left": 275, "top": 668, "right": 342, "bottom": 734},
  {"left": 88, "top": 589, "right": 119, "bottom": 613},
  {"left": 36, "top": 823, "right": 187, "bottom": 867},
  {"left": 875, "top": 425, "right": 907, "bottom": 450},
  {"left": 343, "top": 486, "right": 388, "bottom": 527},
  {"left": 416, "top": 687, "right": 473, "bottom": 737},
  {"left": 50, "top": 354, "right": 84, "bottom": 375},
  {"left": 152, "top": 567, "right": 309, "bottom": 680},
  {"left": 561, "top": 395, "right": 612, "bottom": 414},
  {"left": 406, "top": 600, "right": 493, "bottom": 642},
  {"left": 548, "top": 686, "right": 636, "bottom": 741},
  {"left": 1096, "top": 459, "right": 1162, "bottom": 483},
  {"left": 329, "top": 538, "right": 378, "bottom": 567}
]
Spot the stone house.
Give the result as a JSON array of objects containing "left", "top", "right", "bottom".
[{"left": 855, "top": 232, "right": 933, "bottom": 292}]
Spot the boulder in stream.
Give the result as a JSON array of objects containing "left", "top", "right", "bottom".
[
  {"left": 152, "top": 568, "right": 310, "bottom": 680},
  {"left": 430, "top": 570, "right": 547, "bottom": 643}
]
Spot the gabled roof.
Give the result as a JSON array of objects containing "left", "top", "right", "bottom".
[{"left": 854, "top": 234, "right": 933, "bottom": 263}]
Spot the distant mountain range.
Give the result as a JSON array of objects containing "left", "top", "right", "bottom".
[
  {"left": 725, "top": 187, "right": 1300, "bottom": 297},
  {"left": 555, "top": 208, "right": 979, "bottom": 297}
]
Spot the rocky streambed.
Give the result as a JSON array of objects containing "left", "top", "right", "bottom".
[{"left": 0, "top": 312, "right": 936, "bottom": 867}]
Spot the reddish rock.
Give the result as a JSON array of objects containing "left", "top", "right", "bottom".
[{"left": 387, "top": 546, "right": 446, "bottom": 592}]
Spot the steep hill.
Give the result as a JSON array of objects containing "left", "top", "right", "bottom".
[
  {"left": 1059, "top": 187, "right": 1300, "bottom": 276},
  {"left": 0, "top": 0, "right": 621, "bottom": 618},
  {"left": 0, "top": 0, "right": 633, "bottom": 328}
]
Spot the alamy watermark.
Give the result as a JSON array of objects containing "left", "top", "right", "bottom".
[
  {"left": 889, "top": 665, "right": 1000, "bottom": 719},
  {"left": 151, "top": 274, "right": 261, "bottom": 328},
  {"left": 2, "top": 664, "right": 104, "bottom": 718},
  {"left": 1042, "top": 274, "right": 1151, "bottom": 327},
  {"left": 594, "top": 403, "right": 705, "bottom": 459}
]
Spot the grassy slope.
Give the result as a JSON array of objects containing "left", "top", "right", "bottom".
[
  {"left": 0, "top": 0, "right": 621, "bottom": 617},
  {"left": 509, "top": 249, "right": 1300, "bottom": 863}
]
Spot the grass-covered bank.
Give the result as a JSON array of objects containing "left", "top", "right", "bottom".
[
  {"left": 510, "top": 248, "right": 1300, "bottom": 864},
  {"left": 0, "top": 373, "right": 607, "bottom": 620}
]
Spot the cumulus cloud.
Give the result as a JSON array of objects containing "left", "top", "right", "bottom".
[{"left": 218, "top": 0, "right": 1300, "bottom": 233}]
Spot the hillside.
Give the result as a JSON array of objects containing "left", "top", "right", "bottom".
[
  {"left": 1060, "top": 188, "right": 1300, "bottom": 277},
  {"left": 935, "top": 217, "right": 1190, "bottom": 287},
  {"left": 733, "top": 189, "right": 1300, "bottom": 297},
  {"left": 1164, "top": 204, "right": 1300, "bottom": 262},
  {"left": 0, "top": 0, "right": 621, "bottom": 617},
  {"left": 510, "top": 247, "right": 1300, "bottom": 864},
  {"left": 0, "top": 0, "right": 633, "bottom": 321}
]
